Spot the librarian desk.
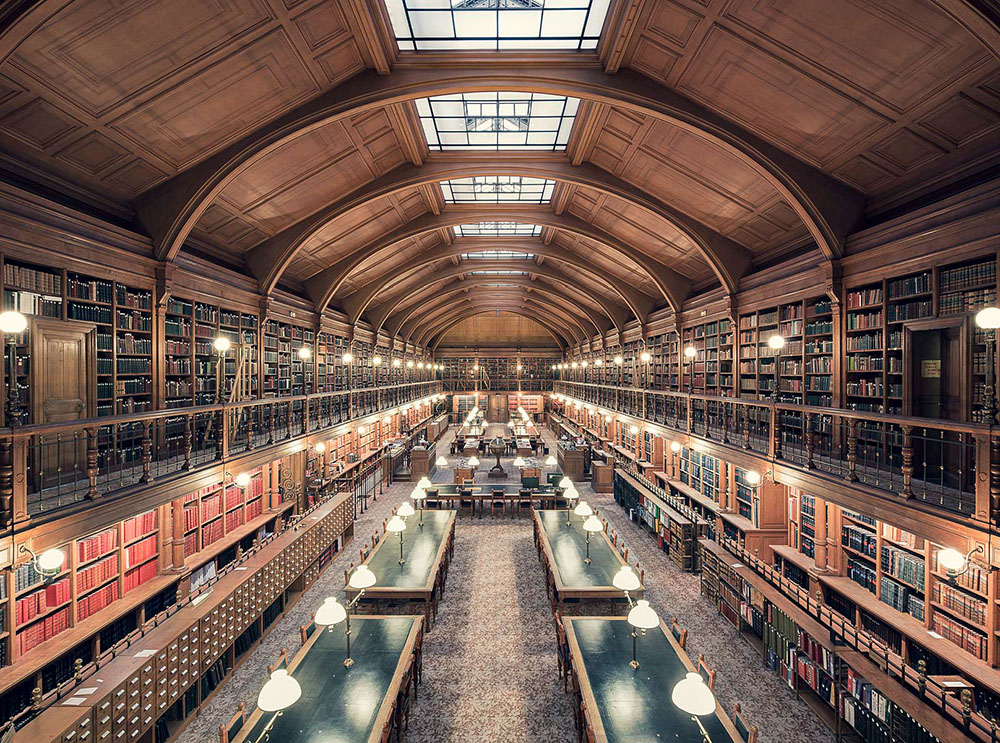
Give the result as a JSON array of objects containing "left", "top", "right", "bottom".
[
  {"left": 346, "top": 510, "right": 455, "bottom": 625},
  {"left": 533, "top": 509, "right": 643, "bottom": 606},
  {"left": 235, "top": 615, "right": 423, "bottom": 743},
  {"left": 564, "top": 616, "right": 741, "bottom": 742}
]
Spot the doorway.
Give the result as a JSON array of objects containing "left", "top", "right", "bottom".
[{"left": 488, "top": 394, "right": 507, "bottom": 422}]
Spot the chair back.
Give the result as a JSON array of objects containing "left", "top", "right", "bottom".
[
  {"left": 268, "top": 648, "right": 289, "bottom": 675},
  {"left": 670, "top": 616, "right": 688, "bottom": 650},
  {"left": 300, "top": 615, "right": 318, "bottom": 645},
  {"left": 492, "top": 488, "right": 505, "bottom": 503},
  {"left": 733, "top": 704, "right": 758, "bottom": 743},
  {"left": 697, "top": 654, "right": 717, "bottom": 690},
  {"left": 425, "top": 488, "right": 439, "bottom": 506},
  {"left": 218, "top": 702, "right": 246, "bottom": 743}
]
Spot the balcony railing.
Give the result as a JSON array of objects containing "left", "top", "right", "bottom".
[
  {"left": 554, "top": 381, "right": 996, "bottom": 525},
  {"left": 0, "top": 381, "right": 442, "bottom": 527}
]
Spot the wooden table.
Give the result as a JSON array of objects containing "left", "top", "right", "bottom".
[
  {"left": 564, "top": 616, "right": 741, "bottom": 743},
  {"left": 426, "top": 484, "right": 561, "bottom": 517},
  {"left": 234, "top": 615, "right": 423, "bottom": 743},
  {"left": 533, "top": 509, "right": 642, "bottom": 604},
  {"left": 346, "top": 510, "right": 455, "bottom": 624}
]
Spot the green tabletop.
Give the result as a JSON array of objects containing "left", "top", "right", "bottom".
[
  {"left": 364, "top": 509, "right": 454, "bottom": 590},
  {"left": 566, "top": 617, "right": 739, "bottom": 743},
  {"left": 240, "top": 616, "right": 418, "bottom": 743},
  {"left": 536, "top": 509, "right": 626, "bottom": 590}
]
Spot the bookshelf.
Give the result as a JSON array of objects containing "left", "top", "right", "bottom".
[
  {"left": 739, "top": 297, "right": 833, "bottom": 405},
  {"left": 681, "top": 319, "right": 733, "bottom": 396},
  {"left": 647, "top": 332, "right": 679, "bottom": 391}
]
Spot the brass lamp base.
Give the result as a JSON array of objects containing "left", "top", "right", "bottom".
[
  {"left": 343, "top": 656, "right": 354, "bottom": 668},
  {"left": 629, "top": 659, "right": 639, "bottom": 670}
]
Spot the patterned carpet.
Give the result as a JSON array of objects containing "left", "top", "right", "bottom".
[{"left": 178, "top": 424, "right": 834, "bottom": 743}]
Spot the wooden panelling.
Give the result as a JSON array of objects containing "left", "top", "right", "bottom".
[{"left": 438, "top": 312, "right": 557, "bottom": 348}]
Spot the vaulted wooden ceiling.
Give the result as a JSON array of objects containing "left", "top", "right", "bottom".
[{"left": 0, "top": 0, "right": 997, "bottom": 348}]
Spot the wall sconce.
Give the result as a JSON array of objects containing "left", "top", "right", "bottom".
[
  {"left": 18, "top": 544, "right": 66, "bottom": 577},
  {"left": 226, "top": 471, "right": 252, "bottom": 489},
  {"left": 938, "top": 545, "right": 985, "bottom": 581},
  {"left": 297, "top": 347, "right": 311, "bottom": 360},
  {"left": 342, "top": 351, "right": 353, "bottom": 364}
]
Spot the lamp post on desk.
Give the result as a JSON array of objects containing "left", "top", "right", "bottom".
[{"left": 315, "top": 565, "right": 377, "bottom": 668}]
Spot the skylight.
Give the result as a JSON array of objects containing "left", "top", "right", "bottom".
[
  {"left": 386, "top": 0, "right": 611, "bottom": 51},
  {"left": 441, "top": 176, "right": 555, "bottom": 203},
  {"left": 468, "top": 269, "right": 527, "bottom": 275},
  {"left": 416, "top": 93, "right": 578, "bottom": 151},
  {"left": 453, "top": 222, "right": 542, "bottom": 237},
  {"left": 462, "top": 250, "right": 535, "bottom": 259}
]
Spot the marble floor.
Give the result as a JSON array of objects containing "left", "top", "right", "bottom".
[{"left": 178, "top": 424, "right": 834, "bottom": 743}]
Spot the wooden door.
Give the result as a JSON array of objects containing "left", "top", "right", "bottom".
[
  {"left": 489, "top": 394, "right": 506, "bottom": 422},
  {"left": 29, "top": 317, "right": 97, "bottom": 487}
]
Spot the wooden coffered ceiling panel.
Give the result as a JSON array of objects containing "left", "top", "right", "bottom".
[
  {"left": 190, "top": 106, "right": 413, "bottom": 254},
  {"left": 283, "top": 187, "right": 429, "bottom": 283},
  {"left": 346, "top": 231, "right": 447, "bottom": 291},
  {"left": 624, "top": 0, "right": 1000, "bottom": 202},
  {"left": 0, "top": 0, "right": 367, "bottom": 202},
  {"left": 439, "top": 313, "right": 560, "bottom": 348},
  {"left": 574, "top": 104, "right": 807, "bottom": 256},
  {"left": 562, "top": 185, "right": 718, "bottom": 281}
]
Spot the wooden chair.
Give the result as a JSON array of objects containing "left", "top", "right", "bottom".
[
  {"left": 670, "top": 616, "right": 688, "bottom": 650},
  {"left": 733, "top": 704, "right": 758, "bottom": 743},
  {"left": 491, "top": 488, "right": 506, "bottom": 516},
  {"left": 518, "top": 488, "right": 532, "bottom": 517},
  {"left": 300, "top": 613, "right": 318, "bottom": 645},
  {"left": 697, "top": 653, "right": 717, "bottom": 690},
  {"left": 268, "top": 649, "right": 289, "bottom": 675},
  {"left": 394, "top": 654, "right": 415, "bottom": 737},
  {"left": 458, "top": 487, "right": 474, "bottom": 516},
  {"left": 424, "top": 487, "right": 439, "bottom": 509},
  {"left": 218, "top": 702, "right": 246, "bottom": 743},
  {"left": 553, "top": 613, "right": 573, "bottom": 692}
]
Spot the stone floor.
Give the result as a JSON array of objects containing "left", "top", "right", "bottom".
[{"left": 178, "top": 424, "right": 835, "bottom": 743}]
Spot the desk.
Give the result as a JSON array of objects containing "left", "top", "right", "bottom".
[
  {"left": 426, "top": 484, "right": 560, "bottom": 517},
  {"left": 533, "top": 509, "right": 641, "bottom": 604},
  {"left": 235, "top": 616, "right": 422, "bottom": 743},
  {"left": 564, "top": 616, "right": 740, "bottom": 743},
  {"left": 347, "top": 510, "right": 455, "bottom": 624}
]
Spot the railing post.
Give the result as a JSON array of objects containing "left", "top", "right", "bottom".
[
  {"left": 86, "top": 426, "right": 99, "bottom": 498},
  {"left": 770, "top": 406, "right": 781, "bottom": 460},
  {"left": 900, "top": 424, "right": 914, "bottom": 498},
  {"left": 0, "top": 436, "right": 12, "bottom": 528},
  {"left": 846, "top": 417, "right": 859, "bottom": 482},
  {"left": 140, "top": 421, "right": 152, "bottom": 483},
  {"left": 804, "top": 413, "right": 815, "bottom": 470},
  {"left": 182, "top": 414, "right": 192, "bottom": 470},
  {"left": 742, "top": 407, "right": 751, "bottom": 450},
  {"left": 267, "top": 403, "right": 275, "bottom": 444},
  {"left": 721, "top": 402, "right": 730, "bottom": 444},
  {"left": 215, "top": 408, "right": 225, "bottom": 461}
]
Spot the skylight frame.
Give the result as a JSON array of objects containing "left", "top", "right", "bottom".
[
  {"left": 385, "top": 0, "right": 611, "bottom": 52},
  {"left": 453, "top": 222, "right": 543, "bottom": 237},
  {"left": 461, "top": 250, "right": 535, "bottom": 259},
  {"left": 416, "top": 92, "right": 579, "bottom": 151},
  {"left": 441, "top": 176, "right": 555, "bottom": 204}
]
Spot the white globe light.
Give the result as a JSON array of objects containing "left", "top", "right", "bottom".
[
  {"left": 613, "top": 566, "right": 641, "bottom": 592},
  {"left": 684, "top": 345, "right": 697, "bottom": 359},
  {"left": 298, "top": 346, "right": 311, "bottom": 360},
  {"left": 257, "top": 669, "right": 301, "bottom": 713},
  {"left": 564, "top": 486, "right": 579, "bottom": 501},
  {"left": 373, "top": 355, "right": 383, "bottom": 366},
  {"left": 314, "top": 596, "right": 347, "bottom": 627},
  {"left": 976, "top": 307, "right": 1000, "bottom": 330},
  {"left": 468, "top": 456, "right": 480, "bottom": 467},
  {"left": 671, "top": 672, "right": 716, "bottom": 717},
  {"left": 397, "top": 502, "right": 415, "bottom": 518},
  {"left": 0, "top": 311, "right": 27, "bottom": 334},
  {"left": 559, "top": 477, "right": 573, "bottom": 489},
  {"left": 417, "top": 476, "right": 432, "bottom": 489},
  {"left": 640, "top": 351, "right": 651, "bottom": 363},
  {"left": 313, "top": 442, "right": 326, "bottom": 454},
  {"left": 937, "top": 547, "right": 967, "bottom": 574},
  {"left": 342, "top": 352, "right": 353, "bottom": 364},
  {"left": 386, "top": 515, "right": 406, "bottom": 533},
  {"left": 36, "top": 547, "right": 65, "bottom": 575},
  {"left": 614, "top": 355, "right": 624, "bottom": 365},
  {"left": 627, "top": 599, "right": 659, "bottom": 629},
  {"left": 574, "top": 501, "right": 593, "bottom": 517},
  {"left": 410, "top": 488, "right": 427, "bottom": 502},
  {"left": 349, "top": 564, "right": 377, "bottom": 589},
  {"left": 670, "top": 441, "right": 682, "bottom": 453},
  {"left": 545, "top": 455, "right": 557, "bottom": 466},
  {"left": 234, "top": 472, "right": 252, "bottom": 489},
  {"left": 768, "top": 335, "right": 786, "bottom": 350},
  {"left": 392, "top": 358, "right": 401, "bottom": 367},
  {"left": 744, "top": 470, "right": 762, "bottom": 487},
  {"left": 435, "top": 456, "right": 448, "bottom": 467},
  {"left": 213, "top": 336, "right": 231, "bottom": 353},
  {"left": 583, "top": 515, "right": 603, "bottom": 533},
  {"left": 513, "top": 457, "right": 525, "bottom": 467},
  {"left": 594, "top": 358, "right": 603, "bottom": 367}
]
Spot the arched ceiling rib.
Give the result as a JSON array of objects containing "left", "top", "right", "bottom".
[
  {"left": 132, "top": 66, "right": 864, "bottom": 267},
  {"left": 417, "top": 302, "right": 573, "bottom": 349},
  {"left": 240, "top": 155, "right": 751, "bottom": 296},
  {"left": 301, "top": 205, "right": 693, "bottom": 314}
]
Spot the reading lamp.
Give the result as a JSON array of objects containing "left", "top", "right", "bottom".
[
  {"left": 626, "top": 599, "right": 658, "bottom": 670},
  {"left": 672, "top": 672, "right": 717, "bottom": 743},
  {"left": 938, "top": 545, "right": 985, "bottom": 581},
  {"left": 18, "top": 544, "right": 65, "bottom": 577},
  {"left": 254, "top": 667, "right": 302, "bottom": 742},
  {"left": 583, "top": 514, "right": 603, "bottom": 564},
  {"left": 315, "top": 564, "right": 377, "bottom": 667},
  {"left": 386, "top": 514, "right": 406, "bottom": 565}
]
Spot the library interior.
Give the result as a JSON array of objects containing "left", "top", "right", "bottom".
[{"left": 0, "top": 1, "right": 996, "bottom": 742}]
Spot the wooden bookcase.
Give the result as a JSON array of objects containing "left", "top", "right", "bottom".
[{"left": 681, "top": 319, "right": 733, "bottom": 396}]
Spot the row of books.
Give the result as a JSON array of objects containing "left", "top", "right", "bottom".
[
  {"left": 847, "top": 287, "right": 883, "bottom": 308},
  {"left": 5, "top": 262, "right": 62, "bottom": 294},
  {"left": 847, "top": 311, "right": 882, "bottom": 330},
  {"left": 116, "top": 357, "right": 151, "bottom": 374},
  {"left": 124, "top": 534, "right": 157, "bottom": 569},
  {"left": 77, "top": 553, "right": 118, "bottom": 595},
  {"left": 124, "top": 558, "right": 158, "bottom": 593},
  {"left": 930, "top": 613, "right": 987, "bottom": 660},
  {"left": 77, "top": 581, "right": 120, "bottom": 621},
  {"left": 840, "top": 695, "right": 890, "bottom": 743},
  {"left": 931, "top": 581, "right": 987, "bottom": 626},
  {"left": 68, "top": 302, "right": 112, "bottom": 324},
  {"left": 4, "top": 290, "right": 61, "bottom": 315},
  {"left": 124, "top": 510, "right": 157, "bottom": 542},
  {"left": 887, "top": 300, "right": 932, "bottom": 323},
  {"left": 880, "top": 545, "right": 925, "bottom": 591},
  {"left": 18, "top": 605, "right": 70, "bottom": 655},
  {"left": 940, "top": 259, "right": 995, "bottom": 292},
  {"left": 78, "top": 527, "right": 117, "bottom": 563},
  {"left": 115, "top": 309, "right": 152, "bottom": 330},
  {"left": 203, "top": 493, "right": 223, "bottom": 521},
  {"left": 16, "top": 577, "right": 71, "bottom": 624},
  {"left": 887, "top": 271, "right": 931, "bottom": 299},
  {"left": 225, "top": 509, "right": 244, "bottom": 533},
  {"left": 203, "top": 518, "right": 224, "bottom": 548},
  {"left": 848, "top": 557, "right": 877, "bottom": 593},
  {"left": 879, "top": 576, "right": 911, "bottom": 614},
  {"left": 842, "top": 524, "right": 877, "bottom": 558},
  {"left": 184, "top": 504, "right": 199, "bottom": 533},
  {"left": 117, "top": 335, "right": 152, "bottom": 354}
]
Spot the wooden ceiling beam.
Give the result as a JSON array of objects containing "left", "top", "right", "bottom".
[
  {"left": 415, "top": 301, "right": 573, "bottom": 349},
  {"left": 302, "top": 203, "right": 688, "bottom": 315},
  {"left": 242, "top": 153, "right": 737, "bottom": 298},
  {"left": 131, "top": 65, "right": 863, "bottom": 276}
]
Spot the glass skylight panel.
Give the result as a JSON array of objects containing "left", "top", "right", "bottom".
[
  {"left": 441, "top": 176, "right": 555, "bottom": 203},
  {"left": 453, "top": 222, "right": 542, "bottom": 237},
  {"left": 386, "top": 0, "right": 611, "bottom": 51},
  {"left": 468, "top": 269, "right": 527, "bottom": 275},
  {"left": 416, "top": 93, "right": 578, "bottom": 151},
  {"left": 462, "top": 250, "right": 535, "bottom": 259}
]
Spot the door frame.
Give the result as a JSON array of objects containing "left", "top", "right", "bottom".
[
  {"left": 901, "top": 315, "right": 969, "bottom": 420},
  {"left": 28, "top": 316, "right": 98, "bottom": 422}
]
